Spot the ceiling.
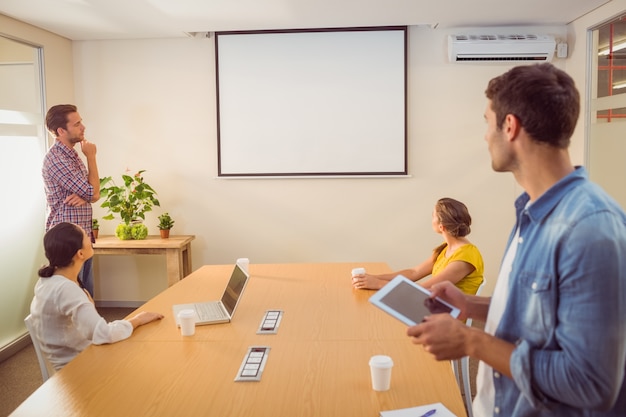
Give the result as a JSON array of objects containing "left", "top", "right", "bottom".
[{"left": 0, "top": 0, "right": 613, "bottom": 41}]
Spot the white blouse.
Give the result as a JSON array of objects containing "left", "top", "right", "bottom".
[{"left": 30, "top": 275, "right": 133, "bottom": 370}]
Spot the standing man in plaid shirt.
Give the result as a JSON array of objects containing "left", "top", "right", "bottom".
[{"left": 43, "top": 104, "right": 100, "bottom": 297}]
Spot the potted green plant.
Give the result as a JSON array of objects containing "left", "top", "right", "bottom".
[
  {"left": 157, "top": 212, "right": 175, "bottom": 239},
  {"left": 92, "top": 218, "right": 99, "bottom": 239},
  {"left": 99, "top": 170, "right": 160, "bottom": 240}
]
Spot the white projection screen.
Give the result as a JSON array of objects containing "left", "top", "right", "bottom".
[{"left": 215, "top": 26, "right": 407, "bottom": 177}]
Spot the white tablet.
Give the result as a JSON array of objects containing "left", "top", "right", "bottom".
[{"left": 369, "top": 275, "right": 460, "bottom": 326}]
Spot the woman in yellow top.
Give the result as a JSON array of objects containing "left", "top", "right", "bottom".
[{"left": 353, "top": 198, "right": 484, "bottom": 295}]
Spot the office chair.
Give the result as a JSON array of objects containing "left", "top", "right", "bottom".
[
  {"left": 451, "top": 279, "right": 486, "bottom": 417},
  {"left": 24, "top": 314, "right": 55, "bottom": 382}
]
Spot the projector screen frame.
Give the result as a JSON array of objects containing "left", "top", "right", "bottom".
[{"left": 215, "top": 26, "right": 408, "bottom": 178}]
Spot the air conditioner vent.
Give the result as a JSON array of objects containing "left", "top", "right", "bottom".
[
  {"left": 448, "top": 33, "right": 556, "bottom": 62},
  {"left": 456, "top": 56, "right": 551, "bottom": 62}
]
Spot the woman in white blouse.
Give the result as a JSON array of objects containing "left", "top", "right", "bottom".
[{"left": 30, "top": 222, "right": 164, "bottom": 371}]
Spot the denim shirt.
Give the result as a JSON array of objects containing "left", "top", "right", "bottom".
[{"left": 494, "top": 167, "right": 626, "bottom": 416}]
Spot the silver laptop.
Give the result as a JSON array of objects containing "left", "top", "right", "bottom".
[{"left": 172, "top": 264, "right": 250, "bottom": 326}]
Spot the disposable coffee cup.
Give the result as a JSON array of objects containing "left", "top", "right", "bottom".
[
  {"left": 236, "top": 258, "right": 250, "bottom": 274},
  {"left": 369, "top": 355, "right": 393, "bottom": 391},
  {"left": 178, "top": 309, "right": 196, "bottom": 336},
  {"left": 351, "top": 267, "right": 366, "bottom": 277}
]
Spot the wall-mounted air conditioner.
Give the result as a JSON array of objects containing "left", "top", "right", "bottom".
[{"left": 448, "top": 34, "right": 556, "bottom": 62}]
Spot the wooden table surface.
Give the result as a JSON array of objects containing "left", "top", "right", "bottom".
[
  {"left": 93, "top": 235, "right": 195, "bottom": 249},
  {"left": 11, "top": 263, "right": 467, "bottom": 417},
  {"left": 93, "top": 235, "right": 195, "bottom": 286}
]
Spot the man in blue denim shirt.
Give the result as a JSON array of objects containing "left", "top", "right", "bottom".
[{"left": 407, "top": 63, "right": 626, "bottom": 416}]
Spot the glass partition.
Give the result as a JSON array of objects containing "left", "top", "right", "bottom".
[
  {"left": 0, "top": 35, "right": 47, "bottom": 351},
  {"left": 587, "top": 14, "right": 626, "bottom": 209}
]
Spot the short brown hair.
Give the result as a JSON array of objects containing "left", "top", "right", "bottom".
[
  {"left": 45, "top": 104, "right": 77, "bottom": 137},
  {"left": 485, "top": 63, "right": 579, "bottom": 149}
]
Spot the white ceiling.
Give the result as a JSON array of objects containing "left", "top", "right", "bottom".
[{"left": 0, "top": 0, "right": 613, "bottom": 41}]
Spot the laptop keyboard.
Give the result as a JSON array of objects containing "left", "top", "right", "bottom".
[{"left": 196, "top": 302, "right": 228, "bottom": 321}]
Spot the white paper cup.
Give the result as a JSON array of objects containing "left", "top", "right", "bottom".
[
  {"left": 369, "top": 355, "right": 393, "bottom": 391},
  {"left": 178, "top": 309, "right": 196, "bottom": 336},
  {"left": 351, "top": 267, "right": 366, "bottom": 277},
  {"left": 236, "top": 258, "right": 250, "bottom": 274}
]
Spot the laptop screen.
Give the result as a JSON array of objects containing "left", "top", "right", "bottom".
[{"left": 221, "top": 264, "right": 249, "bottom": 315}]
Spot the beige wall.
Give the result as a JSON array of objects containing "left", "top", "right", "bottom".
[
  {"left": 2, "top": 0, "right": 624, "bottom": 312},
  {"left": 0, "top": 36, "right": 33, "bottom": 60},
  {"left": 73, "top": 26, "right": 571, "bottom": 304}
]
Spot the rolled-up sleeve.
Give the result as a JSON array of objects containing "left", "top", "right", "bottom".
[
  {"left": 508, "top": 210, "right": 626, "bottom": 412},
  {"left": 510, "top": 340, "right": 537, "bottom": 405}
]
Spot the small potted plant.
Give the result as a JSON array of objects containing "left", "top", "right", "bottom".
[
  {"left": 92, "top": 218, "right": 99, "bottom": 239},
  {"left": 157, "top": 212, "right": 175, "bottom": 239},
  {"left": 99, "top": 170, "right": 160, "bottom": 240}
]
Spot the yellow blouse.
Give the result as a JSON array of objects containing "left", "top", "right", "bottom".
[{"left": 431, "top": 243, "right": 484, "bottom": 295}]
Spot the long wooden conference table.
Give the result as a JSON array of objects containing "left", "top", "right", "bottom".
[{"left": 11, "top": 263, "right": 467, "bottom": 417}]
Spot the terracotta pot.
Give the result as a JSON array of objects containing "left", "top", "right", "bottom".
[
  {"left": 160, "top": 229, "right": 170, "bottom": 239},
  {"left": 93, "top": 229, "right": 99, "bottom": 239}
]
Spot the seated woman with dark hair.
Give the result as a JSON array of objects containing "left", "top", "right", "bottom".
[
  {"left": 30, "top": 222, "right": 164, "bottom": 371},
  {"left": 353, "top": 198, "right": 484, "bottom": 295}
]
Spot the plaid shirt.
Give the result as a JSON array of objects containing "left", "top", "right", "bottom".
[{"left": 42, "top": 141, "right": 94, "bottom": 240}]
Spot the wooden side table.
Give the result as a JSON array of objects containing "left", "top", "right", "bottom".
[{"left": 93, "top": 235, "right": 195, "bottom": 286}]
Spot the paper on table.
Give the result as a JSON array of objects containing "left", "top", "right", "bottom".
[{"left": 380, "top": 402, "right": 457, "bottom": 417}]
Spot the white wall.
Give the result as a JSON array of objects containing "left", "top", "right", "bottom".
[
  {"left": 74, "top": 25, "right": 569, "bottom": 304},
  {"left": 0, "top": 0, "right": 622, "bottom": 350},
  {"left": 67, "top": 1, "right": 626, "bottom": 305}
]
